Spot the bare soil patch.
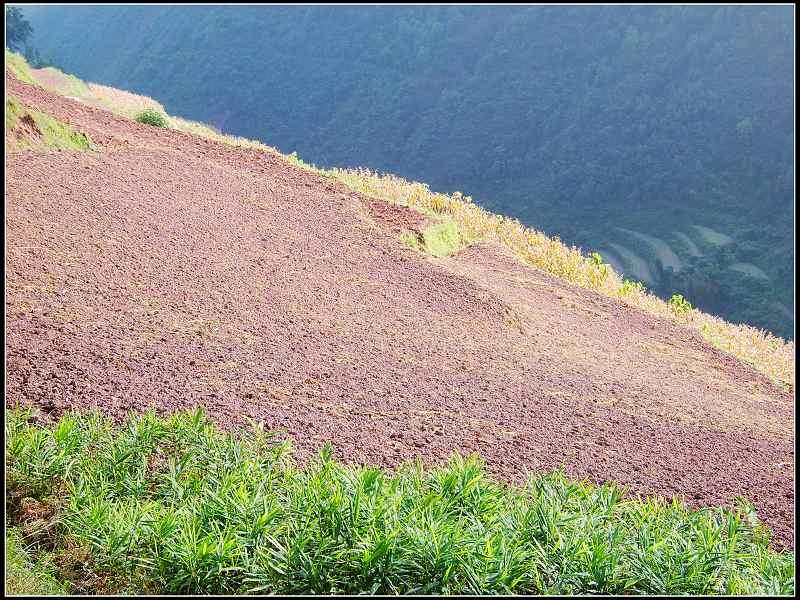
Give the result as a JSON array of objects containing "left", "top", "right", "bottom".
[{"left": 365, "top": 197, "right": 431, "bottom": 234}]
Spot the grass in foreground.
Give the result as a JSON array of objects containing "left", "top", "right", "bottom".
[
  {"left": 5, "top": 528, "right": 67, "bottom": 596},
  {"left": 5, "top": 408, "right": 794, "bottom": 596}
]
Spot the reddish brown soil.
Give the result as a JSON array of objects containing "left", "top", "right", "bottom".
[
  {"left": 365, "top": 198, "right": 431, "bottom": 234},
  {"left": 5, "top": 71, "right": 795, "bottom": 548}
]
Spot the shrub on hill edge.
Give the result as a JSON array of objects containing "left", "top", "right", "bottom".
[{"left": 135, "top": 108, "right": 170, "bottom": 128}]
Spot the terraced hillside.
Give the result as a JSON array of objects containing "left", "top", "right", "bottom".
[{"left": 5, "top": 58, "right": 795, "bottom": 559}]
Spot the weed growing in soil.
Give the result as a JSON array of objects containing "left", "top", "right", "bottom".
[
  {"left": 5, "top": 408, "right": 794, "bottom": 596},
  {"left": 669, "top": 293, "right": 694, "bottom": 316},
  {"left": 588, "top": 251, "right": 609, "bottom": 286},
  {"left": 135, "top": 108, "right": 170, "bottom": 128},
  {"left": 423, "top": 220, "right": 465, "bottom": 257},
  {"left": 403, "top": 220, "right": 465, "bottom": 258},
  {"left": 619, "top": 278, "right": 646, "bottom": 297}
]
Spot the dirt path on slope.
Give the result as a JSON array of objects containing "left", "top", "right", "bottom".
[{"left": 5, "top": 72, "right": 794, "bottom": 548}]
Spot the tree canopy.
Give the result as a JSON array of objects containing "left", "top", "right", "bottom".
[{"left": 5, "top": 7, "right": 32, "bottom": 52}]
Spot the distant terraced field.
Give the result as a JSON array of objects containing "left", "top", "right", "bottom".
[
  {"left": 693, "top": 224, "right": 734, "bottom": 246},
  {"left": 605, "top": 242, "right": 655, "bottom": 284},
  {"left": 730, "top": 262, "right": 771, "bottom": 281},
  {"left": 673, "top": 231, "right": 702, "bottom": 257},
  {"left": 617, "top": 227, "right": 683, "bottom": 272}
]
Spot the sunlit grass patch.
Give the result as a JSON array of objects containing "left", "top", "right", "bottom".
[
  {"left": 5, "top": 407, "right": 795, "bottom": 596},
  {"left": 170, "top": 116, "right": 279, "bottom": 152},
  {"left": 86, "top": 81, "right": 166, "bottom": 118},
  {"left": 5, "top": 528, "right": 68, "bottom": 596},
  {"left": 5, "top": 49, "right": 39, "bottom": 86},
  {"left": 6, "top": 96, "right": 96, "bottom": 152},
  {"left": 34, "top": 66, "right": 91, "bottom": 98},
  {"left": 402, "top": 219, "right": 466, "bottom": 258}
]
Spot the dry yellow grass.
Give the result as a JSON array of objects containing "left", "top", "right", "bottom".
[
  {"left": 19, "top": 53, "right": 795, "bottom": 391},
  {"left": 168, "top": 116, "right": 279, "bottom": 152},
  {"left": 85, "top": 82, "right": 165, "bottom": 117}
]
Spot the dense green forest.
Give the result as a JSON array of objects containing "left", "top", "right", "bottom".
[{"left": 21, "top": 5, "right": 795, "bottom": 338}]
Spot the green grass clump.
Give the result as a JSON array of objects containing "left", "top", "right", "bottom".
[
  {"left": 5, "top": 49, "right": 38, "bottom": 85},
  {"left": 6, "top": 96, "right": 95, "bottom": 151},
  {"left": 134, "top": 108, "right": 170, "bottom": 128},
  {"left": 5, "top": 528, "right": 68, "bottom": 596},
  {"left": 619, "top": 278, "right": 646, "bottom": 297},
  {"left": 669, "top": 293, "right": 694, "bottom": 316},
  {"left": 5, "top": 407, "right": 794, "bottom": 596},
  {"left": 402, "top": 219, "right": 466, "bottom": 258}
]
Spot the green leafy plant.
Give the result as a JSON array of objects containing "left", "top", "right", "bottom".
[
  {"left": 619, "top": 279, "right": 645, "bottom": 297},
  {"left": 4, "top": 408, "right": 794, "bottom": 596},
  {"left": 134, "top": 108, "right": 170, "bottom": 128},
  {"left": 587, "top": 251, "right": 608, "bottom": 286},
  {"left": 669, "top": 293, "right": 693, "bottom": 315}
]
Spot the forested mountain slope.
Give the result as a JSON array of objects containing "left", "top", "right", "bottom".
[{"left": 24, "top": 4, "right": 795, "bottom": 338}]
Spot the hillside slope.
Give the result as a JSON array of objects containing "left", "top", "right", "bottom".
[
  {"left": 5, "top": 68, "right": 795, "bottom": 548},
  {"left": 22, "top": 4, "right": 796, "bottom": 339}
]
